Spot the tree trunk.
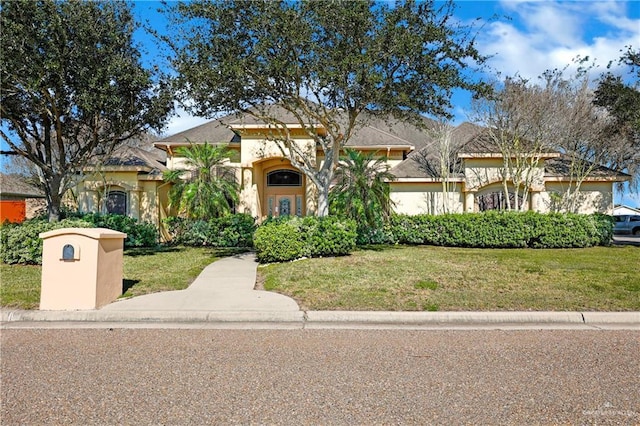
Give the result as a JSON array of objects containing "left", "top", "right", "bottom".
[
  {"left": 316, "top": 181, "right": 330, "bottom": 217},
  {"left": 47, "top": 193, "right": 62, "bottom": 222},
  {"left": 46, "top": 176, "right": 63, "bottom": 222}
]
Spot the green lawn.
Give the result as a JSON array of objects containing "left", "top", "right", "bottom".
[
  {"left": 258, "top": 245, "right": 640, "bottom": 311},
  {"left": 0, "top": 247, "right": 244, "bottom": 310},
  {"left": 3, "top": 245, "right": 639, "bottom": 312}
]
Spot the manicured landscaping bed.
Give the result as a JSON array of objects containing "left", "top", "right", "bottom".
[{"left": 258, "top": 245, "right": 640, "bottom": 312}]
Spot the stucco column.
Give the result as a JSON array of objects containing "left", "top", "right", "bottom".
[
  {"left": 238, "top": 168, "right": 258, "bottom": 216},
  {"left": 530, "top": 191, "right": 542, "bottom": 213},
  {"left": 464, "top": 191, "right": 476, "bottom": 213},
  {"left": 79, "top": 186, "right": 99, "bottom": 213},
  {"left": 129, "top": 190, "right": 141, "bottom": 220}
]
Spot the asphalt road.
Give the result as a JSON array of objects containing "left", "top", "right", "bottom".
[{"left": 2, "top": 329, "right": 639, "bottom": 425}]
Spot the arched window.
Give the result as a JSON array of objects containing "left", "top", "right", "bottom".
[
  {"left": 477, "top": 191, "right": 524, "bottom": 211},
  {"left": 106, "top": 190, "right": 127, "bottom": 215},
  {"left": 267, "top": 170, "right": 302, "bottom": 187}
]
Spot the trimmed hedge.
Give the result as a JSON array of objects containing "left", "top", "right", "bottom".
[
  {"left": 0, "top": 213, "right": 160, "bottom": 265},
  {"left": 0, "top": 218, "right": 93, "bottom": 265},
  {"left": 387, "top": 212, "right": 613, "bottom": 249},
  {"left": 76, "top": 213, "right": 158, "bottom": 248},
  {"left": 254, "top": 216, "right": 357, "bottom": 263},
  {"left": 164, "top": 214, "right": 255, "bottom": 248}
]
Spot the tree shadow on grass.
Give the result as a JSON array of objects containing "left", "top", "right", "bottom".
[
  {"left": 124, "top": 246, "right": 181, "bottom": 257},
  {"left": 124, "top": 246, "right": 252, "bottom": 258},
  {"left": 356, "top": 244, "right": 411, "bottom": 252},
  {"left": 122, "top": 279, "right": 140, "bottom": 293}
]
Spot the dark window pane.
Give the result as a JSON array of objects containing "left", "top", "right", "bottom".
[
  {"left": 106, "top": 191, "right": 127, "bottom": 215},
  {"left": 267, "top": 170, "right": 302, "bottom": 186}
]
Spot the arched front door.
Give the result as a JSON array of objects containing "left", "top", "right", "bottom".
[{"left": 265, "top": 168, "right": 304, "bottom": 217}]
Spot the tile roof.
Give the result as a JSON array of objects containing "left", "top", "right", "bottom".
[
  {"left": 0, "top": 173, "right": 45, "bottom": 197},
  {"left": 155, "top": 108, "right": 434, "bottom": 149},
  {"left": 101, "top": 145, "right": 167, "bottom": 173}
]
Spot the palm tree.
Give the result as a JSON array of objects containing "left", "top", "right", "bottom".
[
  {"left": 164, "top": 142, "right": 239, "bottom": 220},
  {"left": 329, "top": 148, "right": 395, "bottom": 227}
]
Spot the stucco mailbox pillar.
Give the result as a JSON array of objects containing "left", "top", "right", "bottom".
[{"left": 39, "top": 228, "right": 127, "bottom": 310}]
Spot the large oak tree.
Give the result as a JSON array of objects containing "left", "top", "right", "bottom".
[
  {"left": 594, "top": 46, "right": 640, "bottom": 190},
  {"left": 166, "top": 0, "right": 488, "bottom": 216},
  {"left": 1, "top": 0, "right": 172, "bottom": 221}
]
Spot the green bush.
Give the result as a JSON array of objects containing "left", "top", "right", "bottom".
[
  {"left": 254, "top": 220, "right": 306, "bottom": 263},
  {"left": 164, "top": 214, "right": 255, "bottom": 247},
  {"left": 301, "top": 216, "right": 357, "bottom": 257},
  {"left": 78, "top": 213, "right": 158, "bottom": 247},
  {"left": 387, "top": 212, "right": 612, "bottom": 249},
  {"left": 0, "top": 218, "right": 92, "bottom": 265},
  {"left": 254, "top": 216, "right": 357, "bottom": 263}
]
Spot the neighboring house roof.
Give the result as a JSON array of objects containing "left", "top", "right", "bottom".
[
  {"left": 0, "top": 173, "right": 45, "bottom": 198},
  {"left": 614, "top": 205, "right": 640, "bottom": 215}
]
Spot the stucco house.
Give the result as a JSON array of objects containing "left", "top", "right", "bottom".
[
  {"left": 73, "top": 109, "right": 628, "bottom": 237},
  {"left": 0, "top": 173, "right": 46, "bottom": 223}
]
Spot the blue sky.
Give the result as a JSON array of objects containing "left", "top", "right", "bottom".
[
  {"left": 132, "top": 0, "right": 640, "bottom": 134},
  {"left": 2, "top": 1, "right": 639, "bottom": 206},
  {"left": 131, "top": 0, "right": 639, "bottom": 206}
]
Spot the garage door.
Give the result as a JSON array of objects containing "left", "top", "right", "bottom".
[{"left": 0, "top": 200, "right": 26, "bottom": 223}]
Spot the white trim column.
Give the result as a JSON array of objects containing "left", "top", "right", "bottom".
[
  {"left": 129, "top": 189, "right": 141, "bottom": 220},
  {"left": 464, "top": 191, "right": 476, "bottom": 213}
]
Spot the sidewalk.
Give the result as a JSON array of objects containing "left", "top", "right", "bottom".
[{"left": 2, "top": 253, "right": 639, "bottom": 329}]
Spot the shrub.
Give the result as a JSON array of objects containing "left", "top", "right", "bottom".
[
  {"left": 301, "top": 216, "right": 357, "bottom": 257},
  {"left": 0, "top": 218, "right": 92, "bottom": 265},
  {"left": 164, "top": 214, "right": 255, "bottom": 247},
  {"left": 254, "top": 220, "right": 305, "bottom": 263},
  {"left": 254, "top": 216, "right": 357, "bottom": 263},
  {"left": 78, "top": 213, "right": 158, "bottom": 247},
  {"left": 386, "top": 211, "right": 612, "bottom": 249}
]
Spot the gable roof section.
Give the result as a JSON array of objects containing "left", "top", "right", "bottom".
[
  {"left": 0, "top": 173, "right": 45, "bottom": 198},
  {"left": 155, "top": 115, "right": 240, "bottom": 149},
  {"left": 391, "top": 122, "right": 484, "bottom": 179},
  {"left": 88, "top": 145, "right": 167, "bottom": 175},
  {"left": 155, "top": 108, "right": 429, "bottom": 151},
  {"left": 544, "top": 156, "right": 629, "bottom": 181}
]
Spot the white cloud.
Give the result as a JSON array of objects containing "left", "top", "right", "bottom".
[
  {"left": 160, "top": 105, "right": 210, "bottom": 136},
  {"left": 480, "top": 1, "right": 640, "bottom": 80}
]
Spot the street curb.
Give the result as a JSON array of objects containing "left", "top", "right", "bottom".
[
  {"left": 1, "top": 310, "right": 305, "bottom": 324},
  {"left": 305, "top": 311, "right": 586, "bottom": 324},
  {"left": 582, "top": 312, "right": 640, "bottom": 324},
  {"left": 2, "top": 309, "right": 639, "bottom": 326}
]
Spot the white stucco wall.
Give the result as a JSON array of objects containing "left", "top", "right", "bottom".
[
  {"left": 540, "top": 181, "right": 614, "bottom": 214},
  {"left": 391, "top": 182, "right": 464, "bottom": 215}
]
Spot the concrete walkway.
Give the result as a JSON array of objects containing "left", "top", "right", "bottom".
[
  {"left": 103, "top": 252, "right": 300, "bottom": 313},
  {"left": 1, "top": 252, "right": 639, "bottom": 328}
]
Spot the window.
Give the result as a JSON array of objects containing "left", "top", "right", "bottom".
[
  {"left": 477, "top": 191, "right": 524, "bottom": 212},
  {"left": 267, "top": 170, "right": 302, "bottom": 187},
  {"left": 106, "top": 191, "right": 127, "bottom": 215}
]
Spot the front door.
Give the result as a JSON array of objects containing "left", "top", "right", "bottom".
[
  {"left": 278, "top": 196, "right": 292, "bottom": 216},
  {"left": 266, "top": 194, "right": 304, "bottom": 217},
  {"left": 264, "top": 168, "right": 305, "bottom": 218}
]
